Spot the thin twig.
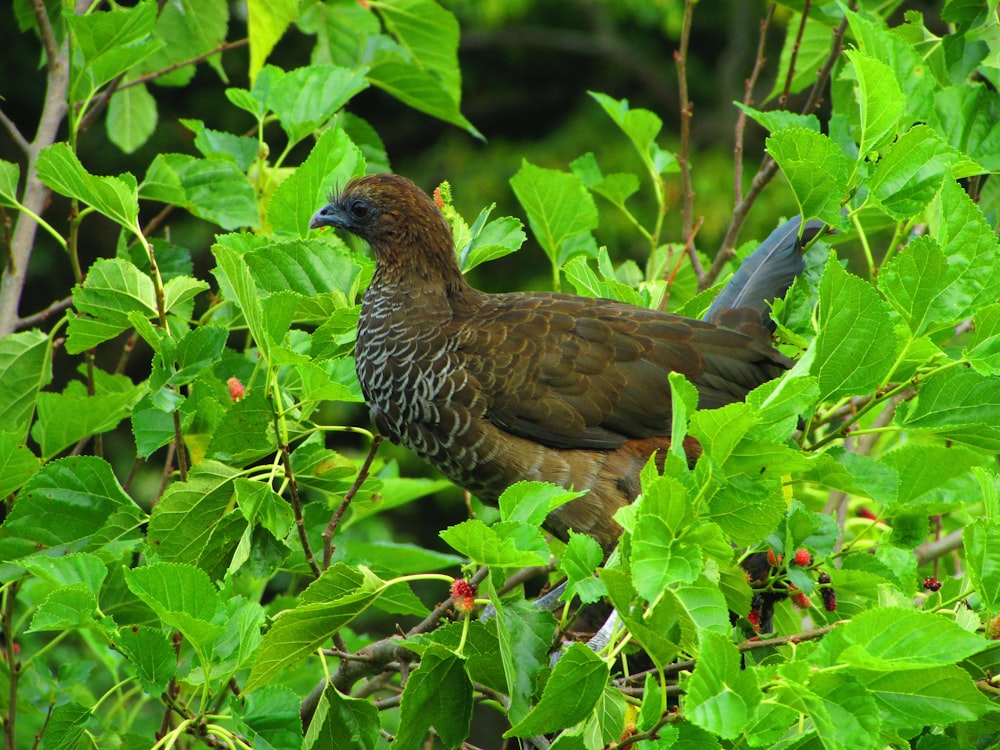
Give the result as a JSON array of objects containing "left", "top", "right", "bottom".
[
  {"left": 703, "top": 11, "right": 849, "bottom": 290},
  {"left": 31, "top": 0, "right": 60, "bottom": 71},
  {"left": 0, "top": 110, "right": 29, "bottom": 154},
  {"left": 3, "top": 580, "right": 20, "bottom": 750},
  {"left": 121, "top": 38, "right": 249, "bottom": 93},
  {"left": 276, "top": 425, "right": 321, "bottom": 578},
  {"left": 674, "top": 0, "right": 696, "bottom": 241},
  {"left": 323, "top": 435, "right": 383, "bottom": 569},
  {"left": 15, "top": 295, "right": 72, "bottom": 330},
  {"left": 734, "top": 4, "right": 775, "bottom": 209},
  {"left": 778, "top": 1, "right": 812, "bottom": 109}
]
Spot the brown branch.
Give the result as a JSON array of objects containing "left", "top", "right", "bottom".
[
  {"left": 674, "top": 0, "right": 696, "bottom": 241},
  {"left": 0, "top": 110, "right": 29, "bottom": 154},
  {"left": 703, "top": 10, "right": 849, "bottom": 291},
  {"left": 275, "top": 422, "right": 320, "bottom": 578},
  {"left": 778, "top": 1, "right": 812, "bottom": 109},
  {"left": 323, "top": 435, "right": 383, "bottom": 569},
  {"left": 734, "top": 4, "right": 775, "bottom": 209},
  {"left": 120, "top": 38, "right": 249, "bottom": 93},
  {"left": 915, "top": 529, "right": 964, "bottom": 567},
  {"left": 31, "top": 0, "right": 60, "bottom": 71},
  {"left": 15, "top": 295, "right": 72, "bottom": 330},
  {"left": 3, "top": 580, "right": 20, "bottom": 750}
]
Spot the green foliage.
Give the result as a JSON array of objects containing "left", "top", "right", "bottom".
[{"left": 1, "top": 1, "right": 999, "bottom": 749}]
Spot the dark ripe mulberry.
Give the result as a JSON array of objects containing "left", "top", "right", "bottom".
[{"left": 923, "top": 577, "right": 942, "bottom": 592}]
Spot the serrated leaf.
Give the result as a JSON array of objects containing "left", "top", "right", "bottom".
[
  {"left": 0, "top": 158, "right": 21, "bottom": 208},
  {"left": 124, "top": 562, "right": 225, "bottom": 652},
  {"left": 31, "top": 381, "right": 144, "bottom": 459},
  {"left": 964, "top": 519, "right": 1000, "bottom": 615},
  {"left": 305, "top": 684, "right": 380, "bottom": 750},
  {"left": 878, "top": 235, "right": 949, "bottom": 334},
  {"left": 506, "top": 643, "right": 608, "bottom": 738},
  {"left": 812, "top": 256, "right": 897, "bottom": 400},
  {"left": 146, "top": 460, "right": 238, "bottom": 568},
  {"left": 900, "top": 368, "right": 1000, "bottom": 450},
  {"left": 141, "top": 153, "right": 258, "bottom": 230},
  {"left": 685, "top": 631, "right": 760, "bottom": 740},
  {"left": 36, "top": 143, "right": 139, "bottom": 230},
  {"left": 766, "top": 129, "right": 851, "bottom": 225},
  {"left": 870, "top": 126, "right": 956, "bottom": 220},
  {"left": 268, "top": 65, "right": 369, "bottom": 146},
  {"left": 0, "top": 456, "right": 144, "bottom": 562},
  {"left": 858, "top": 664, "right": 996, "bottom": 729},
  {"left": 269, "top": 127, "right": 363, "bottom": 236},
  {"left": 836, "top": 607, "right": 988, "bottom": 670},
  {"left": 0, "top": 432, "right": 41, "bottom": 496},
  {"left": 844, "top": 49, "right": 905, "bottom": 158},
  {"left": 395, "top": 643, "right": 472, "bottom": 749},
  {"left": 491, "top": 595, "right": 556, "bottom": 724},
  {"left": 28, "top": 584, "right": 98, "bottom": 631},
  {"left": 240, "top": 685, "right": 305, "bottom": 750},
  {"left": 115, "top": 624, "right": 176, "bottom": 695},
  {"left": 0, "top": 330, "right": 51, "bottom": 435},
  {"left": 510, "top": 160, "right": 598, "bottom": 271}
]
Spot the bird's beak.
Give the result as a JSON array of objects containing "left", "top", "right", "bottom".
[{"left": 309, "top": 203, "right": 346, "bottom": 230}]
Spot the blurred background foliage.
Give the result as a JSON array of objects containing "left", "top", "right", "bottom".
[{"left": 0, "top": 0, "right": 940, "bottom": 547}]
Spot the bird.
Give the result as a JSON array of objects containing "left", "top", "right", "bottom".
[{"left": 310, "top": 173, "right": 821, "bottom": 555}]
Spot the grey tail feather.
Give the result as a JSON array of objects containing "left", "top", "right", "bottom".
[{"left": 704, "top": 216, "right": 824, "bottom": 331}]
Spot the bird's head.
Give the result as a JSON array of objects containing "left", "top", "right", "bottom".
[{"left": 310, "top": 174, "right": 458, "bottom": 286}]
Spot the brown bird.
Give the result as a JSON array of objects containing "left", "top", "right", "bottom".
[{"left": 311, "top": 174, "right": 819, "bottom": 554}]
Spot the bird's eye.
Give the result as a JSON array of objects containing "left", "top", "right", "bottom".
[{"left": 350, "top": 200, "right": 370, "bottom": 220}]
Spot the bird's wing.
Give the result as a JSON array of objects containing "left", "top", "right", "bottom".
[{"left": 455, "top": 293, "right": 791, "bottom": 451}]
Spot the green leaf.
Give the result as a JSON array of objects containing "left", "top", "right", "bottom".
[
  {"left": 964, "top": 304, "right": 1000, "bottom": 375},
  {"left": 964, "top": 519, "right": 1000, "bottom": 616},
  {"left": 304, "top": 685, "right": 379, "bottom": 750},
  {"left": 870, "top": 126, "right": 956, "bottom": 220},
  {"left": 768, "top": 12, "right": 833, "bottom": 100},
  {"left": 246, "top": 566, "right": 393, "bottom": 691},
  {"left": 141, "top": 153, "right": 258, "bottom": 230},
  {"left": 123, "top": 562, "right": 225, "bottom": 652},
  {"left": 858, "top": 664, "right": 997, "bottom": 729},
  {"left": 498, "top": 481, "right": 585, "bottom": 527},
  {"left": 506, "top": 643, "right": 608, "bottom": 738},
  {"left": 246, "top": 0, "right": 297, "bottom": 84},
  {"left": 929, "top": 179, "right": 1000, "bottom": 322},
  {"left": 0, "top": 456, "right": 144, "bottom": 562},
  {"left": 207, "top": 387, "right": 274, "bottom": 464},
  {"left": 766, "top": 128, "right": 851, "bottom": 225},
  {"left": 146, "top": 460, "right": 239, "bottom": 567},
  {"left": 0, "top": 432, "right": 41, "bottom": 496},
  {"left": 40, "top": 702, "right": 90, "bottom": 750},
  {"left": 457, "top": 210, "right": 526, "bottom": 273},
  {"left": 882, "top": 444, "right": 987, "bottom": 514},
  {"left": 0, "top": 158, "right": 22, "bottom": 208},
  {"left": 843, "top": 49, "right": 905, "bottom": 158},
  {"left": 439, "top": 519, "right": 548, "bottom": 568},
  {"left": 878, "top": 235, "right": 949, "bottom": 334},
  {"left": 589, "top": 92, "right": 677, "bottom": 176},
  {"left": 509, "top": 160, "right": 599, "bottom": 270},
  {"left": 243, "top": 239, "right": 366, "bottom": 309},
  {"left": 67, "top": 2, "right": 161, "bottom": 101},
  {"left": 685, "top": 631, "right": 760, "bottom": 740},
  {"left": 212, "top": 243, "right": 268, "bottom": 356},
  {"left": 21, "top": 552, "right": 107, "bottom": 597},
  {"left": 558, "top": 531, "right": 606, "bottom": 604},
  {"left": 811, "top": 256, "right": 897, "bottom": 401},
  {"left": 931, "top": 82, "right": 1000, "bottom": 172},
  {"left": 181, "top": 119, "right": 258, "bottom": 171},
  {"left": 491, "top": 596, "right": 556, "bottom": 724},
  {"left": 115, "top": 625, "right": 176, "bottom": 695},
  {"left": 269, "top": 127, "right": 363, "bottom": 237},
  {"left": 107, "top": 81, "right": 158, "bottom": 154},
  {"left": 900, "top": 368, "right": 1000, "bottom": 451},
  {"left": 395, "top": 643, "right": 472, "bottom": 749},
  {"left": 268, "top": 65, "right": 369, "bottom": 146},
  {"left": 240, "top": 685, "right": 305, "bottom": 750},
  {"left": 0, "top": 330, "right": 50, "bottom": 436},
  {"left": 833, "top": 607, "right": 988, "bottom": 670},
  {"left": 632, "top": 515, "right": 703, "bottom": 598},
  {"left": 369, "top": 0, "right": 480, "bottom": 137},
  {"left": 31, "top": 380, "right": 144, "bottom": 459},
  {"left": 27, "top": 584, "right": 98, "bottom": 631},
  {"left": 35, "top": 143, "right": 139, "bottom": 230},
  {"left": 141, "top": 0, "right": 228, "bottom": 86},
  {"left": 734, "top": 103, "right": 821, "bottom": 134}
]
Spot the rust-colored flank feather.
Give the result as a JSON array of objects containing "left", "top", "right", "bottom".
[{"left": 311, "top": 173, "right": 814, "bottom": 552}]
